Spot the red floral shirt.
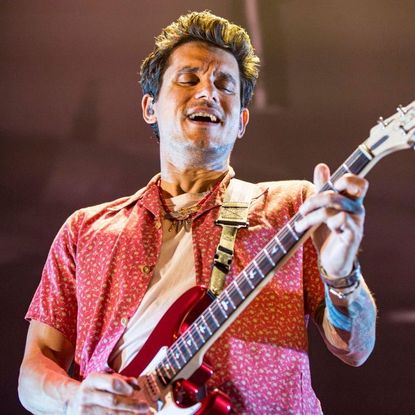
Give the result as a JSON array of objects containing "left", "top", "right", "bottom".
[{"left": 27, "top": 172, "right": 325, "bottom": 414}]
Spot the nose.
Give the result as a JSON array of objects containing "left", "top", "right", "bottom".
[{"left": 194, "top": 78, "right": 219, "bottom": 103}]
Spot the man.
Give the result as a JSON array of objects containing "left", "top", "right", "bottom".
[{"left": 18, "top": 11, "right": 376, "bottom": 415}]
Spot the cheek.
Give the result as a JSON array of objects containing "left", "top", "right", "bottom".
[
  {"left": 156, "top": 101, "right": 177, "bottom": 123},
  {"left": 227, "top": 107, "right": 242, "bottom": 127}
]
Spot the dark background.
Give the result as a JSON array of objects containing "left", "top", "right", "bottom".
[{"left": 1, "top": 1, "right": 414, "bottom": 413}]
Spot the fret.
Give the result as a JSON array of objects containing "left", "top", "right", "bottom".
[
  {"left": 169, "top": 349, "right": 182, "bottom": 369},
  {"left": 342, "top": 162, "right": 352, "bottom": 173},
  {"left": 194, "top": 324, "right": 206, "bottom": 344},
  {"left": 323, "top": 150, "right": 372, "bottom": 194},
  {"left": 155, "top": 366, "right": 169, "bottom": 385},
  {"left": 287, "top": 223, "right": 299, "bottom": 241},
  {"left": 244, "top": 270, "right": 255, "bottom": 289},
  {"left": 279, "top": 231, "right": 292, "bottom": 248},
  {"left": 200, "top": 314, "right": 213, "bottom": 335},
  {"left": 248, "top": 267, "right": 259, "bottom": 281},
  {"left": 162, "top": 360, "right": 175, "bottom": 378},
  {"left": 207, "top": 308, "right": 220, "bottom": 328},
  {"left": 294, "top": 211, "right": 304, "bottom": 221},
  {"left": 253, "top": 259, "right": 264, "bottom": 277},
  {"left": 219, "top": 297, "right": 231, "bottom": 312},
  {"left": 338, "top": 148, "right": 371, "bottom": 177},
  {"left": 224, "top": 289, "right": 237, "bottom": 309},
  {"left": 160, "top": 355, "right": 174, "bottom": 374},
  {"left": 263, "top": 248, "right": 276, "bottom": 267},
  {"left": 171, "top": 347, "right": 185, "bottom": 367},
  {"left": 187, "top": 329, "right": 198, "bottom": 349},
  {"left": 180, "top": 337, "right": 193, "bottom": 357},
  {"left": 275, "top": 236, "right": 287, "bottom": 254},
  {"left": 234, "top": 281, "right": 245, "bottom": 299},
  {"left": 269, "top": 240, "right": 279, "bottom": 255},
  {"left": 325, "top": 179, "right": 335, "bottom": 191},
  {"left": 352, "top": 148, "right": 372, "bottom": 170},
  {"left": 216, "top": 302, "right": 228, "bottom": 319}
]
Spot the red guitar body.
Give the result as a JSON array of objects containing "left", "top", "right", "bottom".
[{"left": 120, "top": 286, "right": 234, "bottom": 415}]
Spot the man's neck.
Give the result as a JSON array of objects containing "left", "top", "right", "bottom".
[
  {"left": 159, "top": 139, "right": 232, "bottom": 197},
  {"left": 159, "top": 166, "right": 228, "bottom": 197}
]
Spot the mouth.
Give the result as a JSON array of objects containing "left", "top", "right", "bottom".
[{"left": 187, "top": 111, "right": 222, "bottom": 124}]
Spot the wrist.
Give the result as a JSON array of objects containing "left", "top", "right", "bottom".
[{"left": 319, "top": 258, "right": 362, "bottom": 300}]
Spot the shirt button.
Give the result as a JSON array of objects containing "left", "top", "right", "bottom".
[
  {"left": 143, "top": 265, "right": 151, "bottom": 274},
  {"left": 155, "top": 220, "right": 162, "bottom": 229},
  {"left": 121, "top": 317, "right": 129, "bottom": 327}
]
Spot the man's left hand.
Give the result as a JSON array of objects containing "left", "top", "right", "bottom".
[{"left": 295, "top": 163, "right": 368, "bottom": 277}]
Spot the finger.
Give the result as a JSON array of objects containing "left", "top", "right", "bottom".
[
  {"left": 79, "top": 388, "right": 150, "bottom": 410},
  {"left": 313, "top": 163, "right": 330, "bottom": 191},
  {"left": 299, "top": 192, "right": 364, "bottom": 217},
  {"left": 326, "top": 212, "right": 357, "bottom": 241},
  {"left": 75, "top": 391, "right": 149, "bottom": 414},
  {"left": 295, "top": 207, "right": 338, "bottom": 233},
  {"left": 84, "top": 373, "right": 134, "bottom": 396},
  {"left": 81, "top": 402, "right": 151, "bottom": 414},
  {"left": 333, "top": 174, "right": 369, "bottom": 200}
]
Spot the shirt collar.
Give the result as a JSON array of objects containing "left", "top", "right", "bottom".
[
  {"left": 106, "top": 167, "right": 241, "bottom": 219},
  {"left": 106, "top": 173, "right": 161, "bottom": 213}
]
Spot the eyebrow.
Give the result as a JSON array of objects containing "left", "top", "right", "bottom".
[
  {"left": 176, "top": 66, "right": 237, "bottom": 86},
  {"left": 217, "top": 71, "right": 237, "bottom": 86},
  {"left": 177, "top": 66, "right": 200, "bottom": 75}
]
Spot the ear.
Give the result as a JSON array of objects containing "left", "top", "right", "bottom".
[
  {"left": 142, "top": 94, "right": 157, "bottom": 124},
  {"left": 237, "top": 108, "right": 249, "bottom": 138}
]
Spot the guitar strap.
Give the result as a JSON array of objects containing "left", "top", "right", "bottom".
[{"left": 209, "top": 178, "right": 257, "bottom": 296}]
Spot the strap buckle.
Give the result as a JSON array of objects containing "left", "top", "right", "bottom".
[{"left": 213, "top": 245, "right": 234, "bottom": 274}]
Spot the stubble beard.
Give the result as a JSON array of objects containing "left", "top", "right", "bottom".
[{"left": 161, "top": 133, "right": 235, "bottom": 171}]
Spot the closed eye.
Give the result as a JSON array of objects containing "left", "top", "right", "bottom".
[
  {"left": 176, "top": 74, "right": 199, "bottom": 85},
  {"left": 215, "top": 78, "right": 236, "bottom": 94}
]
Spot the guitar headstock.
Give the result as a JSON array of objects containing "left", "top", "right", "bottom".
[{"left": 364, "top": 101, "right": 415, "bottom": 159}]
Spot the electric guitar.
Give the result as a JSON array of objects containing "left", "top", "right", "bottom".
[{"left": 120, "top": 102, "right": 415, "bottom": 414}]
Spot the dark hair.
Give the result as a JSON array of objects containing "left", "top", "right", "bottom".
[{"left": 140, "top": 10, "right": 260, "bottom": 138}]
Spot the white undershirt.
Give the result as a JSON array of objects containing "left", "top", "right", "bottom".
[{"left": 109, "top": 191, "right": 206, "bottom": 372}]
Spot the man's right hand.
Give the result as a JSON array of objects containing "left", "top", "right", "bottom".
[
  {"left": 66, "top": 372, "right": 151, "bottom": 414},
  {"left": 18, "top": 321, "right": 152, "bottom": 414}
]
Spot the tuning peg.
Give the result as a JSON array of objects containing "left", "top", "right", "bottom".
[
  {"left": 397, "top": 104, "right": 407, "bottom": 116},
  {"left": 377, "top": 117, "right": 387, "bottom": 127}
]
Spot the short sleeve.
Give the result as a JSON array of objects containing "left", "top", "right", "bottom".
[
  {"left": 25, "top": 211, "right": 82, "bottom": 345},
  {"left": 300, "top": 182, "right": 325, "bottom": 320},
  {"left": 303, "top": 237, "right": 325, "bottom": 319}
]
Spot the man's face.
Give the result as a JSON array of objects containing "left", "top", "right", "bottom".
[{"left": 143, "top": 41, "right": 249, "bottom": 151}]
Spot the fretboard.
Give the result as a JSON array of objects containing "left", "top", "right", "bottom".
[{"left": 154, "top": 145, "right": 373, "bottom": 386}]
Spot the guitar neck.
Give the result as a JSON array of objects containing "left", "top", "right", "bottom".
[{"left": 152, "top": 96, "right": 415, "bottom": 385}]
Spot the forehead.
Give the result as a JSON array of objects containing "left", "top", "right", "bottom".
[{"left": 164, "top": 41, "right": 240, "bottom": 78}]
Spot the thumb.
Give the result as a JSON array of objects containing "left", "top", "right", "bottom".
[{"left": 313, "top": 163, "right": 330, "bottom": 192}]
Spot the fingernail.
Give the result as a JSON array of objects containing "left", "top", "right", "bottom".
[
  {"left": 115, "top": 379, "right": 132, "bottom": 394},
  {"left": 128, "top": 378, "right": 140, "bottom": 391},
  {"left": 114, "top": 379, "right": 124, "bottom": 392},
  {"left": 135, "top": 402, "right": 150, "bottom": 412},
  {"left": 129, "top": 377, "right": 139, "bottom": 386}
]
